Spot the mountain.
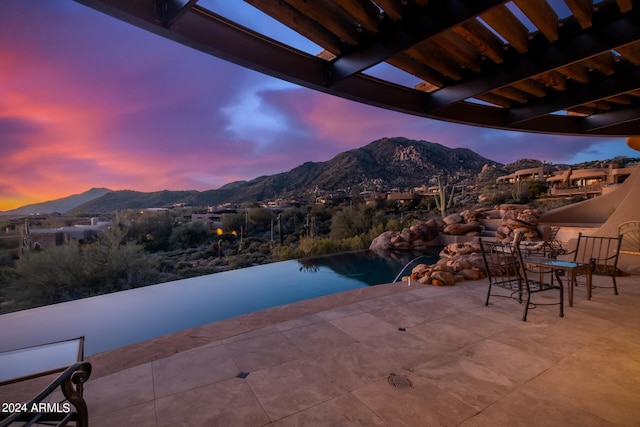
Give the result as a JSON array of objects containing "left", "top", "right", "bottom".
[
  {"left": 186, "top": 137, "right": 499, "bottom": 204},
  {"left": 68, "top": 190, "right": 200, "bottom": 214},
  {"left": 1, "top": 188, "right": 112, "bottom": 216},
  {"left": 19, "top": 138, "right": 500, "bottom": 214}
]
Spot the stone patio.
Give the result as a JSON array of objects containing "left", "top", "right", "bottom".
[{"left": 2, "top": 274, "right": 639, "bottom": 426}]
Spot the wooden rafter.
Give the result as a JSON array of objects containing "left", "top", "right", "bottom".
[
  {"left": 73, "top": 0, "right": 640, "bottom": 137},
  {"left": 452, "top": 19, "right": 505, "bottom": 64},
  {"left": 564, "top": 0, "right": 593, "bottom": 28},
  {"left": 512, "top": 0, "right": 559, "bottom": 42},
  {"left": 480, "top": 5, "right": 530, "bottom": 53}
]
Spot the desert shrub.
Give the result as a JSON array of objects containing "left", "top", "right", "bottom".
[
  {"left": 272, "top": 245, "right": 297, "bottom": 261},
  {"left": 227, "top": 255, "right": 255, "bottom": 269},
  {"left": 14, "top": 243, "right": 88, "bottom": 304},
  {"left": 169, "top": 222, "right": 210, "bottom": 249},
  {"left": 385, "top": 218, "right": 402, "bottom": 232},
  {"left": 248, "top": 207, "right": 273, "bottom": 231},
  {"left": 8, "top": 227, "right": 158, "bottom": 311},
  {"left": 83, "top": 227, "right": 158, "bottom": 292}
]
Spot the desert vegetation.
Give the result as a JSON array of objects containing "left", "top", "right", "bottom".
[{"left": 0, "top": 180, "right": 580, "bottom": 314}]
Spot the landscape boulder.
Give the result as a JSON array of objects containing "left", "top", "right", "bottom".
[
  {"left": 442, "top": 213, "right": 463, "bottom": 225},
  {"left": 369, "top": 220, "right": 441, "bottom": 253},
  {"left": 443, "top": 223, "right": 482, "bottom": 236}
]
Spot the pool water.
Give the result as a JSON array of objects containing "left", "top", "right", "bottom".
[{"left": 0, "top": 249, "right": 438, "bottom": 356}]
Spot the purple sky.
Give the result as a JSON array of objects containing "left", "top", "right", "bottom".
[{"left": 1, "top": 1, "right": 637, "bottom": 211}]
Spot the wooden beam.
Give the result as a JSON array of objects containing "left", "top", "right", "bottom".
[
  {"left": 326, "top": 0, "right": 507, "bottom": 84},
  {"left": 617, "top": 0, "right": 633, "bottom": 13},
  {"left": 492, "top": 86, "right": 528, "bottom": 103},
  {"left": 480, "top": 5, "right": 530, "bottom": 53},
  {"left": 564, "top": 0, "right": 593, "bottom": 29},
  {"left": 430, "top": 30, "right": 483, "bottom": 73},
  {"left": 387, "top": 53, "right": 445, "bottom": 87},
  {"left": 511, "top": 79, "right": 547, "bottom": 97},
  {"left": 474, "top": 93, "right": 512, "bottom": 108},
  {"left": 606, "top": 94, "right": 633, "bottom": 104},
  {"left": 585, "top": 51, "right": 617, "bottom": 75},
  {"left": 280, "top": 0, "right": 361, "bottom": 46},
  {"left": 535, "top": 71, "right": 567, "bottom": 91},
  {"left": 74, "top": 0, "right": 640, "bottom": 137},
  {"left": 452, "top": 19, "right": 505, "bottom": 64},
  {"left": 557, "top": 63, "right": 590, "bottom": 83},
  {"left": 616, "top": 41, "right": 640, "bottom": 65},
  {"left": 580, "top": 101, "right": 612, "bottom": 111},
  {"left": 407, "top": 43, "right": 463, "bottom": 80},
  {"left": 328, "top": 0, "right": 380, "bottom": 34},
  {"left": 422, "top": 5, "right": 640, "bottom": 112},
  {"left": 513, "top": 0, "right": 559, "bottom": 42},
  {"left": 567, "top": 106, "right": 595, "bottom": 115},
  {"left": 244, "top": 0, "right": 344, "bottom": 54},
  {"left": 506, "top": 66, "right": 640, "bottom": 124},
  {"left": 414, "top": 81, "right": 441, "bottom": 93}
]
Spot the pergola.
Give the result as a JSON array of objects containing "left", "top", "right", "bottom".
[{"left": 75, "top": 0, "right": 640, "bottom": 137}]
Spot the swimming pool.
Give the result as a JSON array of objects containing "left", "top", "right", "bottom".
[{"left": 0, "top": 249, "right": 438, "bottom": 355}]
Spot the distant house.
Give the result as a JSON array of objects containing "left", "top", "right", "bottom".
[
  {"left": 496, "top": 166, "right": 549, "bottom": 184},
  {"left": 496, "top": 162, "right": 638, "bottom": 198},
  {"left": 28, "top": 221, "right": 113, "bottom": 250},
  {"left": 386, "top": 192, "right": 423, "bottom": 208},
  {"left": 191, "top": 213, "right": 223, "bottom": 230}
]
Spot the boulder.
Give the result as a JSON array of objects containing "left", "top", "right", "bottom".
[
  {"left": 412, "top": 264, "right": 430, "bottom": 276},
  {"left": 443, "top": 213, "right": 463, "bottom": 225},
  {"left": 368, "top": 232, "right": 392, "bottom": 252},
  {"left": 430, "top": 270, "right": 456, "bottom": 286},
  {"left": 393, "top": 241, "right": 410, "bottom": 250},
  {"left": 459, "top": 268, "right": 484, "bottom": 280},
  {"left": 443, "top": 223, "right": 482, "bottom": 235}
]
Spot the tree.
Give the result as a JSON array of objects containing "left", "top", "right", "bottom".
[
  {"left": 170, "top": 222, "right": 210, "bottom": 248},
  {"left": 222, "top": 213, "right": 244, "bottom": 234},
  {"left": 330, "top": 210, "right": 354, "bottom": 239},
  {"left": 83, "top": 226, "right": 157, "bottom": 292},
  {"left": 248, "top": 207, "right": 273, "bottom": 231},
  {"left": 15, "top": 243, "right": 87, "bottom": 304},
  {"left": 126, "top": 210, "right": 175, "bottom": 251}
]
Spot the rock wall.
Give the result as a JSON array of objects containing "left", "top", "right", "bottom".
[{"left": 370, "top": 203, "right": 552, "bottom": 286}]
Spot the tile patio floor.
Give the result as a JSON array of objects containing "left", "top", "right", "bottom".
[{"left": 3, "top": 274, "right": 640, "bottom": 426}]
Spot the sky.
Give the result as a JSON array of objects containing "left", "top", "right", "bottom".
[{"left": 1, "top": 1, "right": 638, "bottom": 211}]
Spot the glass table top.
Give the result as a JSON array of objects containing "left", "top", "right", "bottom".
[{"left": 524, "top": 258, "right": 589, "bottom": 268}]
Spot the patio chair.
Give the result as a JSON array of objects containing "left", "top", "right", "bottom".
[
  {"left": 518, "top": 225, "right": 564, "bottom": 259},
  {"left": 568, "top": 233, "right": 623, "bottom": 296},
  {"left": 479, "top": 236, "right": 563, "bottom": 321},
  {"left": 618, "top": 221, "right": 640, "bottom": 256},
  {"left": 0, "top": 337, "right": 91, "bottom": 427}
]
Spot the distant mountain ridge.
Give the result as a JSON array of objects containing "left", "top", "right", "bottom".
[
  {"left": 1, "top": 188, "right": 112, "bottom": 216},
  {"left": 4, "top": 137, "right": 504, "bottom": 215}
]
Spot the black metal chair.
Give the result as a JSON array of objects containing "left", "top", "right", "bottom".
[
  {"left": 519, "top": 225, "right": 564, "bottom": 259},
  {"left": 480, "top": 237, "right": 563, "bottom": 321},
  {"left": 569, "top": 233, "right": 623, "bottom": 296},
  {"left": 618, "top": 221, "right": 640, "bottom": 256},
  {"left": 0, "top": 337, "right": 90, "bottom": 427}
]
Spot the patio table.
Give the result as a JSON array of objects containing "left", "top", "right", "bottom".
[{"left": 523, "top": 258, "right": 592, "bottom": 307}]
